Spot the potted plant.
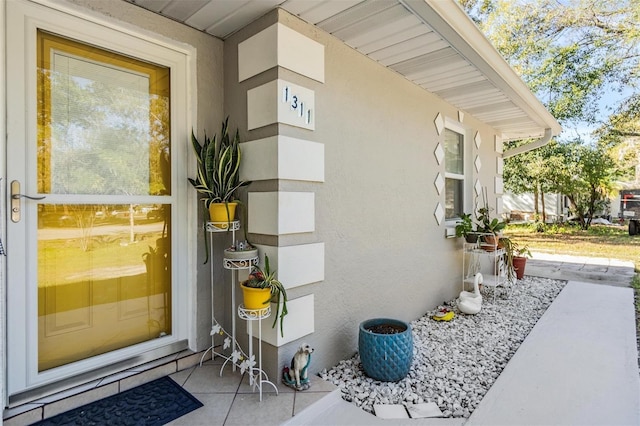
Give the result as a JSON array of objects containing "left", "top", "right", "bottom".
[
  {"left": 188, "top": 117, "right": 250, "bottom": 225},
  {"left": 499, "top": 237, "right": 532, "bottom": 282},
  {"left": 224, "top": 239, "right": 259, "bottom": 266},
  {"left": 240, "top": 255, "right": 288, "bottom": 336},
  {"left": 455, "top": 213, "right": 479, "bottom": 243},
  {"left": 359, "top": 318, "right": 413, "bottom": 382},
  {"left": 475, "top": 188, "right": 506, "bottom": 250},
  {"left": 512, "top": 243, "right": 532, "bottom": 280}
]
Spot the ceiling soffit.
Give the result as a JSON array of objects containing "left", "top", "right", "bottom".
[{"left": 124, "top": 0, "right": 561, "bottom": 141}]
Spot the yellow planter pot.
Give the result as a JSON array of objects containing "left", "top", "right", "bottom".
[
  {"left": 241, "top": 285, "right": 272, "bottom": 310},
  {"left": 208, "top": 202, "right": 237, "bottom": 225}
]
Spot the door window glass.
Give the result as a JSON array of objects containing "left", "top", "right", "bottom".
[
  {"left": 38, "top": 31, "right": 171, "bottom": 196},
  {"left": 36, "top": 30, "right": 172, "bottom": 371}
]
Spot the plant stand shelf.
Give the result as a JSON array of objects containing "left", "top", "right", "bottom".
[
  {"left": 238, "top": 305, "right": 278, "bottom": 401},
  {"left": 462, "top": 234, "right": 509, "bottom": 300},
  {"left": 199, "top": 220, "right": 258, "bottom": 377}
]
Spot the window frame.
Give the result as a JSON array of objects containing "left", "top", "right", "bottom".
[{"left": 443, "top": 119, "right": 469, "bottom": 224}]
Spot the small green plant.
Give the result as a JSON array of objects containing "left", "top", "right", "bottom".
[
  {"left": 476, "top": 203, "right": 506, "bottom": 235},
  {"left": 631, "top": 273, "right": 640, "bottom": 290},
  {"left": 475, "top": 187, "right": 506, "bottom": 235},
  {"left": 515, "top": 245, "right": 532, "bottom": 258},
  {"left": 455, "top": 213, "right": 475, "bottom": 238},
  {"left": 242, "top": 255, "right": 288, "bottom": 336}
]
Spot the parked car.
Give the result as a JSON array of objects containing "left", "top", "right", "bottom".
[{"left": 146, "top": 208, "right": 162, "bottom": 220}]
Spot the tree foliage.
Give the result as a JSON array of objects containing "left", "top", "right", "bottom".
[
  {"left": 549, "top": 142, "right": 618, "bottom": 229},
  {"left": 595, "top": 94, "right": 640, "bottom": 182},
  {"left": 503, "top": 140, "right": 565, "bottom": 221},
  {"left": 460, "top": 0, "right": 640, "bottom": 127},
  {"left": 42, "top": 65, "right": 170, "bottom": 196},
  {"left": 460, "top": 0, "right": 639, "bottom": 228}
]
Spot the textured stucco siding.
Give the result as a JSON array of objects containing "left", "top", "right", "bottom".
[
  {"left": 35, "top": 0, "right": 504, "bottom": 385},
  {"left": 224, "top": 9, "right": 503, "bottom": 380}
]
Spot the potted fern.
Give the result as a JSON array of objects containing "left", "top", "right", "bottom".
[
  {"left": 188, "top": 117, "right": 250, "bottom": 226},
  {"left": 240, "top": 255, "right": 288, "bottom": 336}
]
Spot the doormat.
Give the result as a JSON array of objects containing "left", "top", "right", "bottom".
[{"left": 32, "top": 376, "right": 203, "bottom": 426}]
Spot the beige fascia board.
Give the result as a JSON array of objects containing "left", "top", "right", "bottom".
[{"left": 401, "top": 0, "right": 561, "bottom": 140}]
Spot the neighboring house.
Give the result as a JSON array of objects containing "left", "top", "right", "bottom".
[
  {"left": 0, "top": 0, "right": 561, "bottom": 409},
  {"left": 503, "top": 192, "right": 567, "bottom": 223}
]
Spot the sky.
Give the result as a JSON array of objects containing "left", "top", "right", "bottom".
[{"left": 561, "top": 86, "right": 635, "bottom": 144}]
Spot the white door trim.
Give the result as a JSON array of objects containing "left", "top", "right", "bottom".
[
  {"left": 0, "top": 0, "right": 7, "bottom": 412},
  {"left": 4, "top": 0, "right": 197, "bottom": 398}
]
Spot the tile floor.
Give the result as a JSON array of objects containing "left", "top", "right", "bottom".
[
  {"left": 2, "top": 351, "right": 336, "bottom": 426},
  {"left": 167, "top": 358, "right": 338, "bottom": 425},
  {"left": 6, "top": 254, "right": 633, "bottom": 425}
]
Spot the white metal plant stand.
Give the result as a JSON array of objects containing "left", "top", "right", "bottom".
[
  {"left": 462, "top": 233, "right": 509, "bottom": 300},
  {"left": 238, "top": 305, "right": 279, "bottom": 401},
  {"left": 199, "top": 220, "right": 259, "bottom": 376}
]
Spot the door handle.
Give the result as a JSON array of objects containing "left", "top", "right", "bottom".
[{"left": 11, "top": 180, "right": 45, "bottom": 223}]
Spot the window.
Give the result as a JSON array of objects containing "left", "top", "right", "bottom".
[{"left": 444, "top": 127, "right": 465, "bottom": 220}]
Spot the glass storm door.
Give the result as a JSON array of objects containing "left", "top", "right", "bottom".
[
  {"left": 34, "top": 30, "right": 173, "bottom": 372},
  {"left": 6, "top": 0, "right": 190, "bottom": 397}
]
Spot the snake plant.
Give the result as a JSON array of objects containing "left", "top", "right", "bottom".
[{"left": 188, "top": 117, "right": 249, "bottom": 208}]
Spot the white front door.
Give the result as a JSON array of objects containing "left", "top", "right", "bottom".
[{"left": 5, "top": 0, "right": 192, "bottom": 397}]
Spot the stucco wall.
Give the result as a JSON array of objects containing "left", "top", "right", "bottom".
[
  {"left": 61, "top": 0, "right": 225, "bottom": 352},
  {"left": 224, "top": 9, "right": 504, "bottom": 379},
  {"left": 55, "top": 0, "right": 504, "bottom": 382}
]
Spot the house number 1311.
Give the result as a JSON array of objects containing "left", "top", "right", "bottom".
[{"left": 282, "top": 86, "right": 312, "bottom": 125}]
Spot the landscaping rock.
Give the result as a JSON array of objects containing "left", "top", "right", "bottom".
[{"left": 319, "top": 276, "right": 566, "bottom": 418}]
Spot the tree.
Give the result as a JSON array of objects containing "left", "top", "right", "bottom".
[
  {"left": 505, "top": 139, "right": 618, "bottom": 230},
  {"left": 595, "top": 94, "right": 640, "bottom": 183},
  {"left": 504, "top": 140, "right": 565, "bottom": 222},
  {"left": 460, "top": 0, "right": 640, "bottom": 128},
  {"left": 460, "top": 0, "right": 639, "bottom": 226},
  {"left": 547, "top": 141, "right": 617, "bottom": 229}
]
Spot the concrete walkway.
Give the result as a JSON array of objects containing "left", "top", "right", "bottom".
[
  {"left": 288, "top": 254, "right": 640, "bottom": 425},
  {"left": 466, "top": 280, "right": 640, "bottom": 425},
  {"left": 526, "top": 252, "right": 636, "bottom": 287}
]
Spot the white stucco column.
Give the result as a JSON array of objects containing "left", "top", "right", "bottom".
[{"left": 238, "top": 22, "right": 325, "bottom": 347}]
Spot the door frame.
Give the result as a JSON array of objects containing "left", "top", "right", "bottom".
[{"left": 3, "top": 0, "right": 197, "bottom": 402}]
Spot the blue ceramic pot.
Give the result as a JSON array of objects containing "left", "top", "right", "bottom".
[{"left": 359, "top": 318, "right": 413, "bottom": 382}]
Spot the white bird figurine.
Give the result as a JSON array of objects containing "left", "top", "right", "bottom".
[{"left": 458, "top": 273, "right": 483, "bottom": 315}]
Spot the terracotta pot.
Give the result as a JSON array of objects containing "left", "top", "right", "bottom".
[
  {"left": 482, "top": 234, "right": 499, "bottom": 251},
  {"left": 513, "top": 256, "right": 527, "bottom": 279}
]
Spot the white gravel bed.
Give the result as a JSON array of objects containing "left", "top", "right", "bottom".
[{"left": 319, "top": 276, "right": 567, "bottom": 418}]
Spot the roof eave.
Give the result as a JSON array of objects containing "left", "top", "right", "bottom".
[{"left": 401, "top": 0, "right": 562, "bottom": 141}]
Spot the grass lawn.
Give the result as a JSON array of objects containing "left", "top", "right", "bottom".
[{"left": 505, "top": 223, "right": 640, "bottom": 272}]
